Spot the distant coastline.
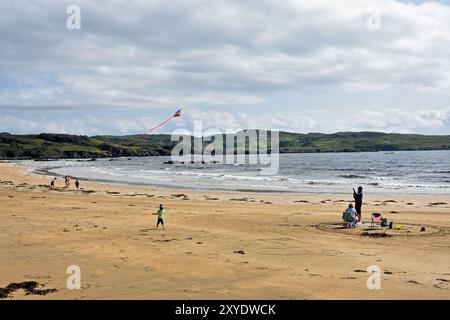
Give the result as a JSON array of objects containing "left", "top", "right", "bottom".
[{"left": 1, "top": 131, "right": 450, "bottom": 160}]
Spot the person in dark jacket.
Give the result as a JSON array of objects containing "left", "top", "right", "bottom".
[{"left": 353, "top": 186, "right": 363, "bottom": 222}]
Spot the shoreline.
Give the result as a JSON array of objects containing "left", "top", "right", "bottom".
[
  {"left": 9, "top": 161, "right": 450, "bottom": 204},
  {"left": 1, "top": 162, "right": 449, "bottom": 299},
  {"left": 1, "top": 146, "right": 450, "bottom": 162},
  {"left": 11, "top": 159, "right": 450, "bottom": 197}
]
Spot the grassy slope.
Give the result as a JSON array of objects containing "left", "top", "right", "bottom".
[
  {"left": 0, "top": 131, "right": 449, "bottom": 159},
  {"left": 278, "top": 132, "right": 450, "bottom": 153}
]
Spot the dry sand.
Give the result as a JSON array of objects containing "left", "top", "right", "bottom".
[{"left": 0, "top": 162, "right": 449, "bottom": 299}]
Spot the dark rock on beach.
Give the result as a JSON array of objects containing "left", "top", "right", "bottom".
[{"left": 0, "top": 281, "right": 57, "bottom": 299}]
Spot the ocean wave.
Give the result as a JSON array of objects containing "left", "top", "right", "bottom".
[
  {"left": 306, "top": 180, "right": 341, "bottom": 186},
  {"left": 338, "top": 174, "right": 367, "bottom": 179},
  {"left": 27, "top": 151, "right": 450, "bottom": 195}
]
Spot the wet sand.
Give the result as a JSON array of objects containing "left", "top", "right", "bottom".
[{"left": 0, "top": 162, "right": 449, "bottom": 299}]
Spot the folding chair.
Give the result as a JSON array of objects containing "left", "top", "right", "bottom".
[{"left": 370, "top": 212, "right": 382, "bottom": 227}]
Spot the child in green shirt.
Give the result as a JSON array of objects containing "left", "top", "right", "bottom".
[{"left": 153, "top": 204, "right": 165, "bottom": 230}]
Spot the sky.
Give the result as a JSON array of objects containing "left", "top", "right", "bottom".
[{"left": 0, "top": 0, "right": 450, "bottom": 135}]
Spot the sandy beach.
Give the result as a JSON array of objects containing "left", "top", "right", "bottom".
[{"left": 0, "top": 162, "right": 449, "bottom": 300}]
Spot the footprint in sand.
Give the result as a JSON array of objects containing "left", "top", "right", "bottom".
[
  {"left": 257, "top": 267, "right": 270, "bottom": 270},
  {"left": 154, "top": 238, "right": 178, "bottom": 243},
  {"left": 435, "top": 279, "right": 449, "bottom": 289}
]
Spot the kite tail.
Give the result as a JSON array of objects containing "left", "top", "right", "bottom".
[{"left": 148, "top": 116, "right": 174, "bottom": 133}]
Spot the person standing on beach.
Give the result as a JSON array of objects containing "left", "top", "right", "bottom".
[
  {"left": 75, "top": 178, "right": 80, "bottom": 190},
  {"left": 153, "top": 204, "right": 165, "bottom": 230},
  {"left": 50, "top": 178, "right": 56, "bottom": 189},
  {"left": 353, "top": 186, "right": 363, "bottom": 222}
]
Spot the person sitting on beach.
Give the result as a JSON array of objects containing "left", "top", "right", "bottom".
[
  {"left": 75, "top": 178, "right": 80, "bottom": 190},
  {"left": 50, "top": 178, "right": 56, "bottom": 189},
  {"left": 153, "top": 204, "right": 166, "bottom": 230},
  {"left": 342, "top": 203, "right": 358, "bottom": 228},
  {"left": 353, "top": 186, "right": 363, "bottom": 222}
]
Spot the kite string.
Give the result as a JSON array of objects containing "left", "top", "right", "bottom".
[{"left": 148, "top": 116, "right": 174, "bottom": 132}]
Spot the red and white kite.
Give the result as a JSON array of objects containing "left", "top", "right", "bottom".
[{"left": 148, "top": 109, "right": 183, "bottom": 133}]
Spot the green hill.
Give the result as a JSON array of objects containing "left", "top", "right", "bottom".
[
  {"left": 277, "top": 131, "right": 450, "bottom": 153},
  {"left": 0, "top": 131, "right": 449, "bottom": 160}
]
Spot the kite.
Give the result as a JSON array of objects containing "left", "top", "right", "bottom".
[{"left": 148, "top": 109, "right": 183, "bottom": 133}]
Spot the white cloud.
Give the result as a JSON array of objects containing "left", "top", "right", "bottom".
[
  {"left": 353, "top": 108, "right": 450, "bottom": 133},
  {"left": 0, "top": 0, "right": 449, "bottom": 134},
  {"left": 1, "top": 107, "right": 449, "bottom": 135},
  {"left": 0, "top": 115, "right": 159, "bottom": 135},
  {"left": 181, "top": 107, "right": 450, "bottom": 135}
]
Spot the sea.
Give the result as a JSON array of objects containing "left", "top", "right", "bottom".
[{"left": 19, "top": 150, "right": 450, "bottom": 195}]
